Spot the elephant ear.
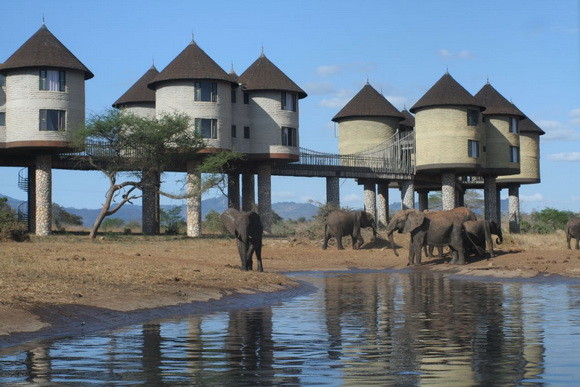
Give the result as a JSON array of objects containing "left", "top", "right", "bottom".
[{"left": 402, "top": 211, "right": 425, "bottom": 233}]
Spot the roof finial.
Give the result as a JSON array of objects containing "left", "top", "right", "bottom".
[
  {"left": 191, "top": 31, "right": 195, "bottom": 44},
  {"left": 42, "top": 14, "right": 45, "bottom": 24},
  {"left": 230, "top": 61, "right": 235, "bottom": 73},
  {"left": 446, "top": 66, "right": 449, "bottom": 74},
  {"left": 486, "top": 76, "right": 490, "bottom": 84},
  {"left": 366, "top": 76, "right": 370, "bottom": 85},
  {"left": 260, "top": 44, "right": 265, "bottom": 57},
  {"left": 151, "top": 56, "right": 155, "bottom": 69}
]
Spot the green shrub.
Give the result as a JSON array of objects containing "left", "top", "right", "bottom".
[
  {"left": 202, "top": 209, "right": 226, "bottom": 234},
  {"left": 160, "top": 207, "right": 185, "bottom": 235},
  {"left": 101, "top": 217, "right": 126, "bottom": 231},
  {"left": 0, "top": 197, "right": 29, "bottom": 242}
]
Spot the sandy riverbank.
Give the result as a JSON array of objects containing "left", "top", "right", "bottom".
[{"left": 1, "top": 232, "right": 579, "bottom": 348}]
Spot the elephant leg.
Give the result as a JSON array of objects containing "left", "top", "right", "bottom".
[
  {"left": 437, "top": 246, "right": 444, "bottom": 257},
  {"left": 449, "top": 249, "right": 458, "bottom": 264},
  {"left": 484, "top": 222, "right": 494, "bottom": 258},
  {"left": 407, "top": 239, "right": 414, "bottom": 266},
  {"left": 254, "top": 242, "right": 263, "bottom": 272},
  {"left": 576, "top": 237, "right": 579, "bottom": 250},
  {"left": 237, "top": 239, "right": 248, "bottom": 271},
  {"left": 414, "top": 243, "right": 423, "bottom": 266},
  {"left": 423, "top": 245, "right": 429, "bottom": 257},
  {"left": 352, "top": 234, "right": 364, "bottom": 249},
  {"left": 246, "top": 244, "right": 255, "bottom": 270},
  {"left": 322, "top": 227, "right": 331, "bottom": 250},
  {"left": 351, "top": 235, "right": 358, "bottom": 249},
  {"left": 336, "top": 235, "right": 345, "bottom": 250},
  {"left": 567, "top": 232, "right": 571, "bottom": 249}
]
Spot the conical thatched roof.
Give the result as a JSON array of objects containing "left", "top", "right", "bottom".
[
  {"left": 332, "top": 83, "right": 404, "bottom": 122},
  {"left": 474, "top": 82, "right": 525, "bottom": 118},
  {"left": 148, "top": 40, "right": 232, "bottom": 89},
  {"left": 238, "top": 53, "right": 306, "bottom": 98},
  {"left": 410, "top": 72, "right": 484, "bottom": 113},
  {"left": 0, "top": 24, "right": 93, "bottom": 79},
  {"left": 399, "top": 108, "right": 415, "bottom": 130},
  {"left": 113, "top": 65, "right": 158, "bottom": 107},
  {"left": 519, "top": 117, "right": 545, "bottom": 135}
]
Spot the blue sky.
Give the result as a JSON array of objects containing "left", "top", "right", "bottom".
[{"left": 1, "top": 0, "right": 578, "bottom": 213}]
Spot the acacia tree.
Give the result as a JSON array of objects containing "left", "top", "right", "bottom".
[{"left": 73, "top": 109, "right": 240, "bottom": 238}]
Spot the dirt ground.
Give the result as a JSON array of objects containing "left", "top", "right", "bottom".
[{"left": 0, "top": 232, "right": 579, "bottom": 346}]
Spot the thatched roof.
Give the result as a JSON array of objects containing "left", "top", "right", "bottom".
[
  {"left": 0, "top": 24, "right": 93, "bottom": 79},
  {"left": 238, "top": 53, "right": 306, "bottom": 98},
  {"left": 410, "top": 72, "right": 484, "bottom": 113},
  {"left": 148, "top": 40, "right": 232, "bottom": 89},
  {"left": 399, "top": 108, "right": 415, "bottom": 130},
  {"left": 332, "top": 83, "right": 404, "bottom": 122},
  {"left": 519, "top": 117, "right": 545, "bottom": 135},
  {"left": 112, "top": 65, "right": 158, "bottom": 107},
  {"left": 474, "top": 83, "right": 525, "bottom": 118}
]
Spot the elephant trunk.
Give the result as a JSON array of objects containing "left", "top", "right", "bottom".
[
  {"left": 496, "top": 232, "right": 503, "bottom": 245},
  {"left": 387, "top": 230, "right": 399, "bottom": 257},
  {"left": 371, "top": 221, "right": 377, "bottom": 242}
]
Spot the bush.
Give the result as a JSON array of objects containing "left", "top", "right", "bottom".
[
  {"left": 101, "top": 217, "right": 126, "bottom": 231},
  {"left": 0, "top": 197, "right": 29, "bottom": 242},
  {"left": 203, "top": 209, "right": 226, "bottom": 234},
  {"left": 521, "top": 208, "right": 579, "bottom": 234},
  {"left": 161, "top": 206, "right": 185, "bottom": 235}
]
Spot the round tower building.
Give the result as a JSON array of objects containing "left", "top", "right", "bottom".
[{"left": 113, "top": 64, "right": 158, "bottom": 118}]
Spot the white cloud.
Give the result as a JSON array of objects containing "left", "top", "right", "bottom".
[
  {"left": 315, "top": 62, "right": 375, "bottom": 77},
  {"left": 343, "top": 193, "right": 362, "bottom": 203},
  {"left": 458, "top": 50, "right": 475, "bottom": 59},
  {"left": 319, "top": 89, "right": 354, "bottom": 109},
  {"left": 521, "top": 193, "right": 544, "bottom": 202},
  {"left": 548, "top": 152, "right": 580, "bottom": 162},
  {"left": 538, "top": 119, "right": 580, "bottom": 142},
  {"left": 437, "top": 49, "right": 475, "bottom": 60},
  {"left": 437, "top": 49, "right": 453, "bottom": 58},
  {"left": 303, "top": 82, "right": 336, "bottom": 95},
  {"left": 316, "top": 65, "right": 341, "bottom": 76},
  {"left": 569, "top": 108, "right": 580, "bottom": 126}
]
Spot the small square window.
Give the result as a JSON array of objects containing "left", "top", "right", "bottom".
[
  {"left": 40, "top": 109, "right": 66, "bottom": 131},
  {"left": 467, "top": 139, "right": 480, "bottom": 158},
  {"left": 281, "top": 126, "right": 297, "bottom": 146},
  {"left": 194, "top": 82, "right": 217, "bottom": 102},
  {"left": 231, "top": 125, "right": 236, "bottom": 138},
  {"left": 39, "top": 70, "right": 65, "bottom": 91},
  {"left": 195, "top": 118, "right": 217, "bottom": 139},
  {"left": 0, "top": 112, "right": 5, "bottom": 126},
  {"left": 243, "top": 91, "right": 249, "bottom": 104},
  {"left": 281, "top": 92, "right": 297, "bottom": 111},
  {"left": 509, "top": 117, "right": 519, "bottom": 134},
  {"left": 231, "top": 86, "right": 237, "bottom": 103},
  {"left": 243, "top": 126, "right": 250, "bottom": 139},
  {"left": 509, "top": 146, "right": 520, "bottom": 162},
  {"left": 467, "top": 109, "right": 479, "bottom": 126}
]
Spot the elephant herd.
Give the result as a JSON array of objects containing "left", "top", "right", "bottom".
[{"left": 220, "top": 207, "right": 578, "bottom": 272}]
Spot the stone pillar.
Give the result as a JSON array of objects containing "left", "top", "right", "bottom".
[
  {"left": 228, "top": 173, "right": 240, "bottom": 210},
  {"left": 257, "top": 164, "right": 272, "bottom": 233},
  {"left": 35, "top": 154, "right": 52, "bottom": 236},
  {"left": 418, "top": 190, "right": 429, "bottom": 211},
  {"left": 27, "top": 166, "right": 36, "bottom": 233},
  {"left": 241, "top": 173, "right": 255, "bottom": 212},
  {"left": 186, "top": 162, "right": 201, "bottom": 237},
  {"left": 456, "top": 188, "right": 465, "bottom": 207},
  {"left": 363, "top": 181, "right": 376, "bottom": 219},
  {"left": 142, "top": 171, "right": 160, "bottom": 235},
  {"left": 442, "top": 172, "right": 456, "bottom": 210},
  {"left": 484, "top": 175, "right": 498, "bottom": 223},
  {"left": 496, "top": 188, "right": 502, "bottom": 226},
  {"left": 400, "top": 180, "right": 415, "bottom": 210},
  {"left": 326, "top": 177, "right": 340, "bottom": 208},
  {"left": 377, "top": 181, "right": 389, "bottom": 227},
  {"left": 508, "top": 184, "right": 520, "bottom": 233}
]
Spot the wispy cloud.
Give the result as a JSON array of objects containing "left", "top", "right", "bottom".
[
  {"left": 548, "top": 152, "right": 580, "bottom": 162},
  {"left": 319, "top": 89, "right": 354, "bottom": 109},
  {"left": 569, "top": 108, "right": 580, "bottom": 126},
  {"left": 316, "top": 65, "right": 341, "bottom": 76},
  {"left": 437, "top": 49, "right": 453, "bottom": 58},
  {"left": 437, "top": 49, "right": 475, "bottom": 60},
  {"left": 303, "top": 82, "right": 336, "bottom": 95},
  {"left": 521, "top": 193, "right": 544, "bottom": 202},
  {"left": 539, "top": 115, "right": 580, "bottom": 142},
  {"left": 343, "top": 193, "right": 362, "bottom": 203},
  {"left": 315, "top": 62, "right": 375, "bottom": 77}
]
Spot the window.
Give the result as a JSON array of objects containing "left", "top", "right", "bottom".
[
  {"left": 194, "top": 118, "right": 217, "bottom": 139},
  {"left": 231, "top": 125, "right": 237, "bottom": 138},
  {"left": 39, "top": 109, "right": 65, "bottom": 131},
  {"left": 39, "top": 70, "right": 65, "bottom": 91},
  {"left": 243, "top": 91, "right": 249, "bottom": 104},
  {"left": 231, "top": 86, "right": 237, "bottom": 103},
  {"left": 467, "top": 139, "right": 480, "bottom": 158},
  {"left": 0, "top": 112, "right": 5, "bottom": 126},
  {"left": 0, "top": 74, "right": 5, "bottom": 87},
  {"left": 281, "top": 92, "right": 297, "bottom": 111},
  {"left": 510, "top": 146, "right": 520, "bottom": 162},
  {"left": 467, "top": 109, "right": 478, "bottom": 126},
  {"left": 194, "top": 82, "right": 217, "bottom": 102},
  {"left": 243, "top": 126, "right": 250, "bottom": 139},
  {"left": 509, "top": 117, "right": 519, "bottom": 134},
  {"left": 281, "top": 126, "right": 297, "bottom": 146}
]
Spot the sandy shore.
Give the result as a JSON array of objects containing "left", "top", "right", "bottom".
[{"left": 1, "top": 233, "right": 579, "bottom": 349}]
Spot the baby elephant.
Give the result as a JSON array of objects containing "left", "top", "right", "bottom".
[
  {"left": 323, "top": 210, "right": 377, "bottom": 250},
  {"left": 566, "top": 218, "right": 580, "bottom": 250},
  {"left": 221, "top": 208, "right": 264, "bottom": 271}
]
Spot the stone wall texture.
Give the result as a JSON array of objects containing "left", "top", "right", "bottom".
[
  {"left": 0, "top": 83, "right": 5, "bottom": 143},
  {"left": 363, "top": 182, "right": 376, "bottom": 220},
  {"left": 508, "top": 184, "right": 520, "bottom": 233},
  {"left": 442, "top": 172, "right": 456, "bottom": 210},
  {"left": 326, "top": 177, "right": 340, "bottom": 207},
  {"left": 338, "top": 116, "right": 398, "bottom": 154},
  {"left": 401, "top": 181, "right": 415, "bottom": 209},
  {"left": 241, "top": 173, "right": 255, "bottom": 212},
  {"left": 122, "top": 104, "right": 156, "bottom": 119},
  {"left": 35, "top": 154, "right": 52, "bottom": 236},
  {"left": 484, "top": 176, "right": 498, "bottom": 223},
  {"left": 484, "top": 116, "right": 520, "bottom": 171},
  {"left": 186, "top": 163, "right": 201, "bottom": 237},
  {"left": 377, "top": 182, "right": 389, "bottom": 226},
  {"left": 257, "top": 165, "right": 272, "bottom": 233}
]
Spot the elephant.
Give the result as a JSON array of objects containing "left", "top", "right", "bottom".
[
  {"left": 422, "top": 208, "right": 476, "bottom": 258},
  {"left": 220, "top": 208, "right": 264, "bottom": 272},
  {"left": 462, "top": 219, "right": 503, "bottom": 259},
  {"left": 566, "top": 218, "right": 580, "bottom": 250},
  {"left": 386, "top": 207, "right": 476, "bottom": 265},
  {"left": 322, "top": 210, "right": 377, "bottom": 250}
]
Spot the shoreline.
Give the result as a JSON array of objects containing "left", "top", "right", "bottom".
[{"left": 1, "top": 234, "right": 579, "bottom": 351}]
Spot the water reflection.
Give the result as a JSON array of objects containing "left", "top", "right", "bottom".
[{"left": 1, "top": 271, "right": 579, "bottom": 385}]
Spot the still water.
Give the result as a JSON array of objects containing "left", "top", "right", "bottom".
[{"left": 1, "top": 271, "right": 579, "bottom": 385}]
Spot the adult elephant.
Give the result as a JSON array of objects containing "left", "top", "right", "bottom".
[
  {"left": 322, "top": 210, "right": 377, "bottom": 250},
  {"left": 566, "top": 218, "right": 580, "bottom": 250},
  {"left": 386, "top": 207, "right": 475, "bottom": 265},
  {"left": 221, "top": 208, "right": 264, "bottom": 272},
  {"left": 423, "top": 207, "right": 476, "bottom": 258},
  {"left": 463, "top": 219, "right": 503, "bottom": 259}
]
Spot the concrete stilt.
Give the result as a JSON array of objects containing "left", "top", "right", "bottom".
[
  {"left": 186, "top": 162, "right": 201, "bottom": 237},
  {"left": 401, "top": 180, "right": 415, "bottom": 210},
  {"left": 257, "top": 164, "right": 272, "bottom": 233},
  {"left": 241, "top": 173, "right": 255, "bottom": 212},
  {"left": 326, "top": 177, "right": 340, "bottom": 208},
  {"left": 142, "top": 171, "right": 160, "bottom": 235},
  {"left": 363, "top": 181, "right": 376, "bottom": 219},
  {"left": 484, "top": 175, "right": 498, "bottom": 223},
  {"left": 228, "top": 173, "right": 240, "bottom": 210},
  {"left": 27, "top": 166, "right": 36, "bottom": 233},
  {"left": 442, "top": 172, "right": 456, "bottom": 210},
  {"left": 418, "top": 190, "right": 429, "bottom": 211},
  {"left": 35, "top": 154, "right": 52, "bottom": 236},
  {"left": 456, "top": 188, "right": 465, "bottom": 207},
  {"left": 377, "top": 181, "right": 389, "bottom": 227},
  {"left": 508, "top": 184, "right": 520, "bottom": 233},
  {"left": 496, "top": 188, "right": 502, "bottom": 226}
]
